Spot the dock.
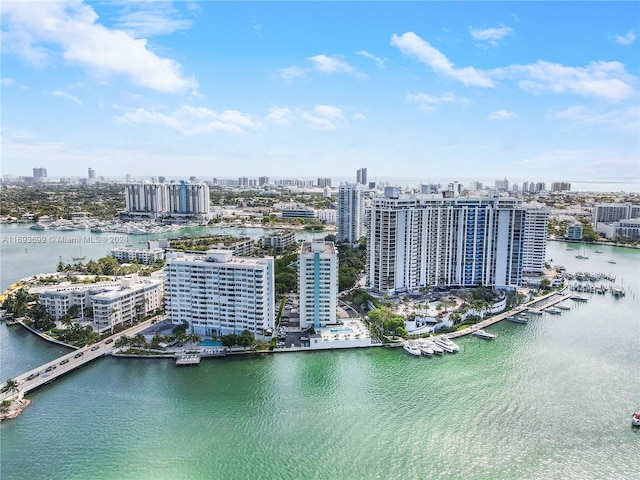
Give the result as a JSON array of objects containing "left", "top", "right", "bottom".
[{"left": 175, "top": 354, "right": 201, "bottom": 366}]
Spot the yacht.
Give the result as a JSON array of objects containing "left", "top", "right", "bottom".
[
  {"left": 434, "top": 336, "right": 460, "bottom": 353},
  {"left": 607, "top": 259, "right": 617, "bottom": 264},
  {"left": 472, "top": 329, "right": 497, "bottom": 340},
  {"left": 545, "top": 307, "right": 562, "bottom": 315},
  {"left": 527, "top": 309, "right": 543, "bottom": 316},
  {"left": 417, "top": 343, "right": 434, "bottom": 356},
  {"left": 425, "top": 340, "right": 444, "bottom": 355},
  {"left": 556, "top": 304, "right": 571, "bottom": 310},
  {"left": 508, "top": 315, "right": 528, "bottom": 324},
  {"left": 30, "top": 223, "right": 47, "bottom": 230},
  {"left": 403, "top": 342, "right": 422, "bottom": 357},
  {"left": 570, "top": 295, "right": 589, "bottom": 302}
]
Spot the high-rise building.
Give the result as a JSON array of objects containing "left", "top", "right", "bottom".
[
  {"left": 298, "top": 241, "right": 338, "bottom": 329},
  {"left": 356, "top": 167, "right": 368, "bottom": 186},
  {"left": 123, "top": 181, "right": 210, "bottom": 222},
  {"left": 550, "top": 182, "right": 571, "bottom": 192},
  {"left": 317, "top": 177, "right": 332, "bottom": 188},
  {"left": 165, "top": 250, "right": 275, "bottom": 338},
  {"left": 33, "top": 167, "right": 47, "bottom": 182},
  {"left": 521, "top": 205, "right": 550, "bottom": 274},
  {"left": 88, "top": 168, "right": 96, "bottom": 179},
  {"left": 495, "top": 177, "right": 509, "bottom": 192},
  {"left": 337, "top": 183, "right": 364, "bottom": 244},
  {"left": 258, "top": 176, "right": 269, "bottom": 186},
  {"left": 366, "top": 192, "right": 533, "bottom": 293},
  {"left": 593, "top": 203, "right": 640, "bottom": 227}
]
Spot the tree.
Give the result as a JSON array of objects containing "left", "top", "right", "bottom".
[
  {"left": 238, "top": 330, "right": 254, "bottom": 348},
  {"left": 1, "top": 378, "right": 19, "bottom": 395},
  {"left": 540, "top": 279, "right": 551, "bottom": 291},
  {"left": 221, "top": 334, "right": 239, "bottom": 348}
]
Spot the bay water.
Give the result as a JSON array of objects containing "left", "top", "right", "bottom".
[{"left": 1, "top": 225, "right": 638, "bottom": 479}]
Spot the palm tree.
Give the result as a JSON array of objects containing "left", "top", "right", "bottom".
[{"left": 2, "top": 378, "right": 19, "bottom": 395}]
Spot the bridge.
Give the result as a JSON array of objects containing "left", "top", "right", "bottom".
[{"left": 1, "top": 319, "right": 155, "bottom": 403}]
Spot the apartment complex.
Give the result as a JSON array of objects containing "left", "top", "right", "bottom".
[
  {"left": 592, "top": 203, "right": 640, "bottom": 226},
  {"left": 521, "top": 204, "right": 551, "bottom": 274},
  {"left": 35, "top": 275, "right": 164, "bottom": 332},
  {"left": 298, "top": 241, "right": 338, "bottom": 329},
  {"left": 123, "top": 181, "right": 210, "bottom": 222},
  {"left": 262, "top": 230, "right": 296, "bottom": 252},
  {"left": 109, "top": 247, "right": 165, "bottom": 264},
  {"left": 366, "top": 192, "right": 544, "bottom": 293},
  {"left": 337, "top": 182, "right": 364, "bottom": 245},
  {"left": 164, "top": 250, "right": 275, "bottom": 338}
]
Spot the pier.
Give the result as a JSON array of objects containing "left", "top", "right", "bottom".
[{"left": 0, "top": 319, "right": 154, "bottom": 403}]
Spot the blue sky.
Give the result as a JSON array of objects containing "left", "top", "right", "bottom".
[{"left": 1, "top": 1, "right": 639, "bottom": 187}]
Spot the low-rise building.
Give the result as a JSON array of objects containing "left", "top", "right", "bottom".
[
  {"left": 262, "top": 230, "right": 296, "bottom": 251},
  {"left": 109, "top": 247, "right": 165, "bottom": 264}
]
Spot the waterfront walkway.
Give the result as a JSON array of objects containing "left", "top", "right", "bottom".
[
  {"left": 446, "top": 290, "right": 572, "bottom": 340},
  {"left": 0, "top": 319, "right": 154, "bottom": 403}
]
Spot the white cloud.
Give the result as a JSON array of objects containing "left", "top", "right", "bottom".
[
  {"left": 356, "top": 50, "right": 386, "bottom": 67},
  {"left": 112, "top": 3, "right": 192, "bottom": 38},
  {"left": 552, "top": 105, "right": 640, "bottom": 132},
  {"left": 52, "top": 90, "right": 82, "bottom": 105},
  {"left": 118, "top": 103, "right": 350, "bottom": 133},
  {"left": 1, "top": 78, "right": 27, "bottom": 90},
  {"left": 407, "top": 92, "right": 470, "bottom": 111},
  {"left": 489, "top": 110, "right": 516, "bottom": 120},
  {"left": 307, "top": 54, "right": 356, "bottom": 74},
  {"left": 277, "top": 66, "right": 307, "bottom": 82},
  {"left": 616, "top": 30, "right": 636, "bottom": 46},
  {"left": 390, "top": 32, "right": 494, "bottom": 87},
  {"left": 1, "top": 1, "right": 197, "bottom": 93},
  {"left": 470, "top": 25, "right": 513, "bottom": 46},
  {"left": 495, "top": 60, "right": 637, "bottom": 101},
  {"left": 116, "top": 105, "right": 262, "bottom": 134}
]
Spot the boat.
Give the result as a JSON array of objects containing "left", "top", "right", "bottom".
[
  {"left": 612, "top": 286, "right": 626, "bottom": 297},
  {"left": 632, "top": 412, "right": 640, "bottom": 427},
  {"left": 545, "top": 307, "right": 562, "bottom": 315},
  {"left": 594, "top": 250, "right": 603, "bottom": 254},
  {"left": 556, "top": 304, "right": 571, "bottom": 310},
  {"left": 56, "top": 225, "right": 77, "bottom": 231},
  {"left": 417, "top": 342, "right": 434, "bottom": 356},
  {"left": 426, "top": 341, "right": 444, "bottom": 355},
  {"left": 72, "top": 255, "right": 86, "bottom": 261},
  {"left": 91, "top": 228, "right": 104, "bottom": 233},
  {"left": 574, "top": 254, "right": 589, "bottom": 260},
  {"left": 403, "top": 342, "right": 422, "bottom": 357},
  {"left": 570, "top": 295, "right": 589, "bottom": 302},
  {"left": 30, "top": 223, "right": 47, "bottom": 230},
  {"left": 472, "top": 329, "right": 497, "bottom": 340},
  {"left": 527, "top": 309, "right": 543, "bottom": 316},
  {"left": 434, "top": 337, "right": 460, "bottom": 353},
  {"left": 607, "top": 260, "right": 617, "bottom": 264},
  {"left": 508, "top": 315, "right": 528, "bottom": 324}
]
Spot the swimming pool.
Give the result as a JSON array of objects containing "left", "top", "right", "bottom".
[
  {"left": 329, "top": 328, "right": 354, "bottom": 335},
  {"left": 198, "top": 339, "right": 222, "bottom": 347}
]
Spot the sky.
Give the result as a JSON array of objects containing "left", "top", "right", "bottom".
[{"left": 1, "top": 1, "right": 639, "bottom": 188}]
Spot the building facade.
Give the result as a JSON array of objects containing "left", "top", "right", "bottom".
[
  {"left": 109, "top": 247, "right": 165, "bottom": 264},
  {"left": 521, "top": 205, "right": 550, "bottom": 274},
  {"left": 298, "top": 241, "right": 338, "bottom": 329},
  {"left": 262, "top": 230, "right": 296, "bottom": 252},
  {"left": 366, "top": 193, "right": 533, "bottom": 293},
  {"left": 123, "top": 181, "right": 210, "bottom": 222},
  {"left": 337, "top": 182, "right": 364, "bottom": 245},
  {"left": 164, "top": 250, "right": 275, "bottom": 338}
]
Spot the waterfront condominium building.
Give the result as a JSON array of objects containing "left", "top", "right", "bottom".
[
  {"left": 338, "top": 182, "right": 364, "bottom": 245},
  {"left": 123, "top": 181, "right": 210, "bottom": 222},
  {"left": 592, "top": 203, "right": 640, "bottom": 227},
  {"left": 164, "top": 250, "right": 275, "bottom": 338},
  {"left": 262, "top": 230, "right": 296, "bottom": 252},
  {"left": 298, "top": 241, "right": 338, "bottom": 329},
  {"left": 366, "top": 192, "right": 534, "bottom": 293},
  {"left": 521, "top": 204, "right": 550, "bottom": 275}
]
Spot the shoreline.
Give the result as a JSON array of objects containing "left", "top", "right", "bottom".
[{"left": 0, "top": 398, "right": 31, "bottom": 422}]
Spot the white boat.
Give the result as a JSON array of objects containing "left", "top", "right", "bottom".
[
  {"left": 30, "top": 223, "right": 47, "bottom": 230},
  {"left": 607, "top": 260, "right": 617, "bottom": 264},
  {"left": 570, "top": 295, "right": 589, "bottom": 302},
  {"left": 434, "top": 337, "right": 459, "bottom": 353},
  {"left": 403, "top": 342, "right": 422, "bottom": 357},
  {"left": 425, "top": 340, "right": 444, "bottom": 355},
  {"left": 556, "top": 304, "right": 571, "bottom": 310},
  {"left": 508, "top": 315, "right": 528, "bottom": 324},
  {"left": 415, "top": 340, "right": 434, "bottom": 356},
  {"left": 527, "top": 309, "right": 543, "bottom": 316},
  {"left": 545, "top": 307, "right": 562, "bottom": 314},
  {"left": 472, "top": 329, "right": 497, "bottom": 340},
  {"left": 632, "top": 412, "right": 640, "bottom": 427}
]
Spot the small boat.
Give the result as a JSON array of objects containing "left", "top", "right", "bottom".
[
  {"left": 472, "top": 329, "right": 497, "bottom": 340},
  {"left": 417, "top": 342, "right": 434, "bottom": 356},
  {"left": 30, "top": 223, "right": 47, "bottom": 230},
  {"left": 508, "top": 315, "right": 528, "bottom": 324},
  {"left": 594, "top": 250, "right": 603, "bottom": 254},
  {"left": 403, "top": 342, "right": 422, "bottom": 357},
  {"left": 607, "top": 260, "right": 617, "bottom": 264},
  {"left": 527, "top": 309, "right": 543, "bottom": 316},
  {"left": 632, "top": 412, "right": 640, "bottom": 427},
  {"left": 72, "top": 255, "right": 86, "bottom": 261},
  {"left": 427, "top": 341, "right": 444, "bottom": 355},
  {"left": 90, "top": 228, "right": 104, "bottom": 233},
  {"left": 545, "top": 307, "right": 562, "bottom": 315},
  {"left": 575, "top": 254, "right": 589, "bottom": 260},
  {"left": 556, "top": 304, "right": 571, "bottom": 310},
  {"left": 570, "top": 295, "right": 589, "bottom": 302},
  {"left": 434, "top": 337, "right": 460, "bottom": 353}
]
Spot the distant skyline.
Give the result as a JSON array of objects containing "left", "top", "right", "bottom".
[{"left": 1, "top": 1, "right": 639, "bottom": 185}]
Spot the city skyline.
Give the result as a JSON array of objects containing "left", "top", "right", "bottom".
[{"left": 1, "top": 1, "right": 638, "bottom": 185}]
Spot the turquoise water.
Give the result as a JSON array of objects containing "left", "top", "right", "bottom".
[
  {"left": 198, "top": 339, "right": 222, "bottom": 347},
  {"left": 1, "top": 231, "right": 639, "bottom": 479}
]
